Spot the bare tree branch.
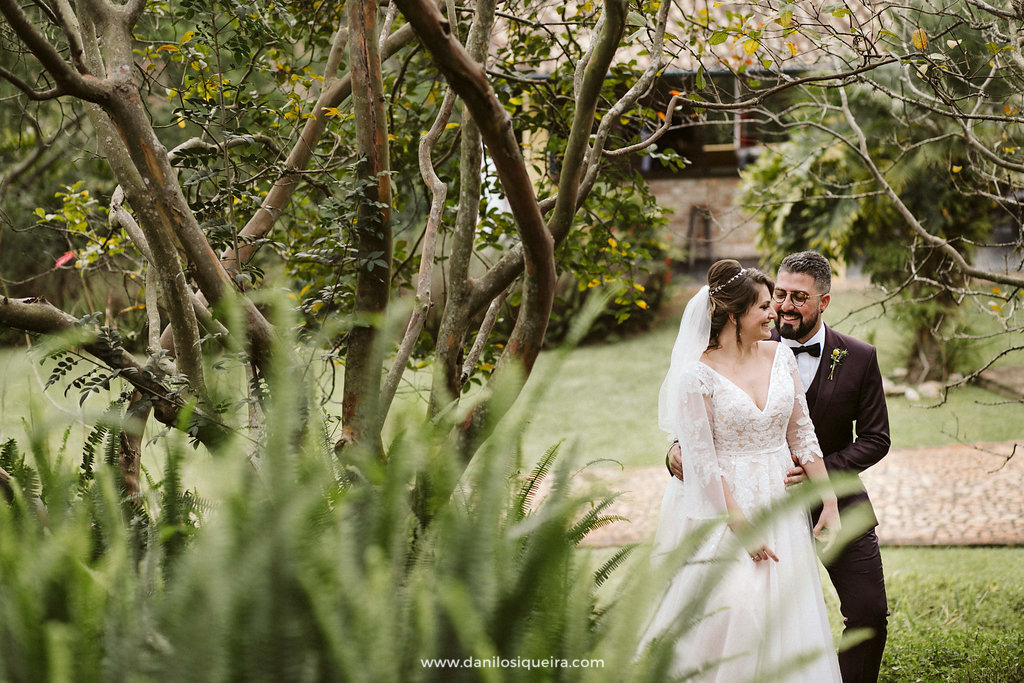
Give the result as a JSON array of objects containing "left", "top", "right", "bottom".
[
  {"left": 0, "top": 65, "right": 62, "bottom": 99},
  {"left": 674, "top": 59, "right": 899, "bottom": 113},
  {"left": 168, "top": 134, "right": 282, "bottom": 163},
  {"left": 426, "top": 0, "right": 493, "bottom": 415},
  {"left": 604, "top": 93, "right": 683, "bottom": 158},
  {"left": 544, "top": 0, "right": 627, "bottom": 246},
  {"left": 394, "top": 0, "right": 557, "bottom": 369},
  {"left": 381, "top": 88, "right": 457, "bottom": 417},
  {"left": 224, "top": 21, "right": 421, "bottom": 273},
  {"left": 964, "top": 0, "right": 1016, "bottom": 20},
  {"left": 0, "top": 0, "right": 107, "bottom": 101},
  {"left": 461, "top": 288, "right": 508, "bottom": 385},
  {"left": 0, "top": 296, "right": 229, "bottom": 445},
  {"left": 380, "top": 0, "right": 400, "bottom": 53},
  {"left": 124, "top": 0, "right": 147, "bottom": 25},
  {"left": 581, "top": 0, "right": 672, "bottom": 191},
  {"left": 837, "top": 84, "right": 1024, "bottom": 289},
  {"left": 341, "top": 0, "right": 395, "bottom": 450}
]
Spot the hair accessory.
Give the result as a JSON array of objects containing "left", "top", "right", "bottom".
[{"left": 710, "top": 268, "right": 747, "bottom": 295}]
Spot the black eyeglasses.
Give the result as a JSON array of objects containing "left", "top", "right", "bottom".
[{"left": 772, "top": 288, "right": 825, "bottom": 308}]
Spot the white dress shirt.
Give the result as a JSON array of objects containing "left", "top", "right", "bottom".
[{"left": 781, "top": 324, "right": 826, "bottom": 391}]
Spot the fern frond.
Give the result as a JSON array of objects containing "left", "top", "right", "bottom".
[
  {"left": 161, "top": 445, "right": 183, "bottom": 530},
  {"left": 141, "top": 463, "right": 157, "bottom": 491},
  {"left": 19, "top": 467, "right": 42, "bottom": 504},
  {"left": 102, "top": 422, "right": 123, "bottom": 469},
  {"left": 178, "top": 490, "right": 213, "bottom": 517},
  {"left": 0, "top": 438, "right": 18, "bottom": 471},
  {"left": 0, "top": 437, "right": 42, "bottom": 503},
  {"left": 571, "top": 515, "right": 627, "bottom": 546},
  {"left": 512, "top": 440, "right": 562, "bottom": 521},
  {"left": 566, "top": 494, "right": 624, "bottom": 545},
  {"left": 593, "top": 543, "right": 638, "bottom": 587},
  {"left": 81, "top": 423, "right": 108, "bottom": 486}
]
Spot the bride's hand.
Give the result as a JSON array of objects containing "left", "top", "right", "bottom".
[
  {"left": 812, "top": 499, "right": 842, "bottom": 551},
  {"left": 750, "top": 544, "right": 779, "bottom": 563},
  {"left": 727, "top": 511, "right": 778, "bottom": 563}
]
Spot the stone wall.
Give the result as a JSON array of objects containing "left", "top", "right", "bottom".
[{"left": 648, "top": 175, "right": 762, "bottom": 266}]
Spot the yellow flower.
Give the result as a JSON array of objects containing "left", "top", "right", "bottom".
[{"left": 828, "top": 348, "right": 848, "bottom": 380}]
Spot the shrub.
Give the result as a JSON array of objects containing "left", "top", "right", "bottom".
[{"left": 0, "top": 384, "right": 682, "bottom": 681}]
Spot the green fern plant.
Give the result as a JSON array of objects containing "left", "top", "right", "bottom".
[
  {"left": 0, "top": 291, "right": 686, "bottom": 682},
  {"left": 0, "top": 437, "right": 42, "bottom": 506}
]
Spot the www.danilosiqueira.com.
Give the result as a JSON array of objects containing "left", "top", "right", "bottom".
[{"left": 421, "top": 657, "right": 604, "bottom": 670}]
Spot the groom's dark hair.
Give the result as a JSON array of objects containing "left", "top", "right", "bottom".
[{"left": 779, "top": 251, "right": 832, "bottom": 294}]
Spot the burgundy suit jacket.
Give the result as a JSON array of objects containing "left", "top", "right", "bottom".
[{"left": 778, "top": 326, "right": 891, "bottom": 527}]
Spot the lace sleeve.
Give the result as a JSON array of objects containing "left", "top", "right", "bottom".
[
  {"left": 781, "top": 348, "right": 824, "bottom": 465},
  {"left": 668, "top": 365, "right": 727, "bottom": 519}
]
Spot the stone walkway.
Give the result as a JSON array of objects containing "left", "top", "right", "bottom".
[{"left": 574, "top": 441, "right": 1024, "bottom": 547}]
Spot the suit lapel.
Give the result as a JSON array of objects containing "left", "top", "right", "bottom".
[{"left": 807, "top": 328, "right": 838, "bottom": 421}]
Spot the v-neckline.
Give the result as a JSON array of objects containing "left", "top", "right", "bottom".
[{"left": 698, "top": 343, "right": 782, "bottom": 414}]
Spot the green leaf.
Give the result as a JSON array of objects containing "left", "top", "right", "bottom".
[
  {"left": 709, "top": 30, "right": 728, "bottom": 45},
  {"left": 626, "top": 10, "right": 646, "bottom": 26}
]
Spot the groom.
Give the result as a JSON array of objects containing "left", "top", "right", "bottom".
[{"left": 669, "top": 251, "right": 890, "bottom": 683}]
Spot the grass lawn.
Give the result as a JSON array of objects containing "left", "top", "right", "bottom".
[
  {"left": 0, "top": 343, "right": 99, "bottom": 451},
  {"left": 581, "top": 542, "right": 1024, "bottom": 681},
  {"left": 0, "top": 343, "right": 252, "bottom": 491},
  {"left": 874, "top": 546, "right": 1024, "bottom": 682}
]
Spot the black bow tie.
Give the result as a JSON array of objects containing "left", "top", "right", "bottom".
[{"left": 792, "top": 343, "right": 821, "bottom": 357}]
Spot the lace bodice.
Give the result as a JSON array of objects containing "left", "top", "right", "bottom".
[
  {"left": 671, "top": 343, "right": 823, "bottom": 517},
  {"left": 695, "top": 344, "right": 818, "bottom": 459}
]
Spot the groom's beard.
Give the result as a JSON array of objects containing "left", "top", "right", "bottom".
[{"left": 776, "top": 309, "right": 819, "bottom": 341}]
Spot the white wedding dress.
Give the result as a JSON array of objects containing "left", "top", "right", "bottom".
[{"left": 641, "top": 343, "right": 841, "bottom": 682}]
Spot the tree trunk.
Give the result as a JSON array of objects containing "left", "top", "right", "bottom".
[
  {"left": 906, "top": 325, "right": 947, "bottom": 384},
  {"left": 430, "top": 113, "right": 484, "bottom": 418},
  {"left": 341, "top": 0, "right": 393, "bottom": 455}
]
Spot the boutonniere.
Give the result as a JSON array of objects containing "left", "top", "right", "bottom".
[{"left": 828, "top": 348, "right": 848, "bottom": 380}]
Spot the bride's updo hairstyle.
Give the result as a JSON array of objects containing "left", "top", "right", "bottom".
[{"left": 706, "top": 259, "right": 774, "bottom": 349}]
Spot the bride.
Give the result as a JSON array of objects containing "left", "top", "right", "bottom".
[{"left": 640, "top": 259, "right": 842, "bottom": 682}]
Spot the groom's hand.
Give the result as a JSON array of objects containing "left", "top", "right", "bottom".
[
  {"left": 784, "top": 457, "right": 807, "bottom": 489},
  {"left": 668, "top": 442, "right": 683, "bottom": 480}
]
